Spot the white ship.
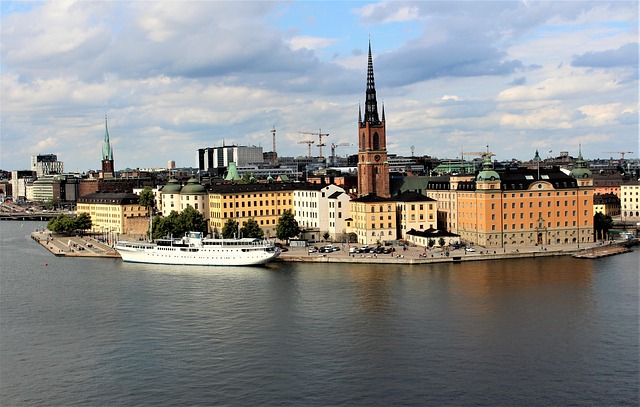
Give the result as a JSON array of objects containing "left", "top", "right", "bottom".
[{"left": 115, "top": 232, "right": 280, "bottom": 266}]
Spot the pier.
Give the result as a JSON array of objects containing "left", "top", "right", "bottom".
[{"left": 572, "top": 242, "right": 634, "bottom": 259}]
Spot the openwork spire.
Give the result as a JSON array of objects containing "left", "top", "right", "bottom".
[{"left": 363, "top": 41, "right": 380, "bottom": 124}]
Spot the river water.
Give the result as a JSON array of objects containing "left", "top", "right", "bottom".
[{"left": 1, "top": 221, "right": 638, "bottom": 406}]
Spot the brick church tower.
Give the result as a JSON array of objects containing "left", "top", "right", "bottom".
[{"left": 357, "top": 41, "right": 390, "bottom": 198}]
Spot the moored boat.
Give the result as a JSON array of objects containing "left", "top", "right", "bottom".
[{"left": 115, "top": 232, "right": 280, "bottom": 266}]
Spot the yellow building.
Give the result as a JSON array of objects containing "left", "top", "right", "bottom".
[
  {"left": 208, "top": 183, "right": 297, "bottom": 238},
  {"left": 348, "top": 195, "right": 397, "bottom": 245},
  {"left": 395, "top": 191, "right": 437, "bottom": 240},
  {"left": 76, "top": 192, "right": 148, "bottom": 236}
]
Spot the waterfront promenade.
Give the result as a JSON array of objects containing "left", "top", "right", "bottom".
[
  {"left": 31, "top": 230, "right": 120, "bottom": 258},
  {"left": 31, "top": 229, "right": 617, "bottom": 264}
]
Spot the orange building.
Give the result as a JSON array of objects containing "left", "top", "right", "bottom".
[{"left": 426, "top": 153, "right": 594, "bottom": 248}]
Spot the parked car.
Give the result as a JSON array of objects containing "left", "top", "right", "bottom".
[
  {"left": 465, "top": 247, "right": 475, "bottom": 252},
  {"left": 308, "top": 246, "right": 318, "bottom": 253}
]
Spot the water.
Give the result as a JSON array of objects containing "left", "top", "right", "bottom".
[{"left": 1, "top": 221, "right": 638, "bottom": 406}]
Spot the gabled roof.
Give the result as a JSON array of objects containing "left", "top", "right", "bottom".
[
  {"left": 394, "top": 190, "right": 435, "bottom": 202},
  {"left": 351, "top": 193, "right": 395, "bottom": 203}
]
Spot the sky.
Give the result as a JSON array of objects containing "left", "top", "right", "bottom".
[{"left": 1, "top": 1, "right": 638, "bottom": 172}]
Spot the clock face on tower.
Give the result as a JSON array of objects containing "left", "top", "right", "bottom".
[{"left": 374, "top": 154, "right": 381, "bottom": 162}]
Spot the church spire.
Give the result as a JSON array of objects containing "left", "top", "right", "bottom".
[
  {"left": 102, "top": 115, "right": 113, "bottom": 161},
  {"left": 363, "top": 40, "right": 380, "bottom": 124}
]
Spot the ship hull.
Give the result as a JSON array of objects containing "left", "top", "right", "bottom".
[{"left": 115, "top": 235, "right": 280, "bottom": 266}]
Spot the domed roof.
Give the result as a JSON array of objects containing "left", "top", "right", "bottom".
[
  {"left": 476, "top": 155, "right": 500, "bottom": 182},
  {"left": 570, "top": 150, "right": 592, "bottom": 179},
  {"left": 180, "top": 177, "right": 207, "bottom": 194},
  {"left": 161, "top": 178, "right": 182, "bottom": 194}
]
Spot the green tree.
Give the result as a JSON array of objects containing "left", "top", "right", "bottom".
[
  {"left": 428, "top": 238, "right": 435, "bottom": 248},
  {"left": 151, "top": 212, "right": 179, "bottom": 240},
  {"left": 140, "top": 186, "right": 155, "bottom": 214},
  {"left": 75, "top": 213, "right": 93, "bottom": 233},
  {"left": 151, "top": 207, "right": 207, "bottom": 240},
  {"left": 222, "top": 219, "right": 239, "bottom": 238},
  {"left": 594, "top": 212, "right": 614, "bottom": 241},
  {"left": 322, "top": 231, "right": 331, "bottom": 242},
  {"left": 276, "top": 210, "right": 300, "bottom": 242},
  {"left": 240, "top": 218, "right": 264, "bottom": 239},
  {"left": 44, "top": 197, "right": 59, "bottom": 210},
  {"left": 438, "top": 237, "right": 446, "bottom": 247},
  {"left": 139, "top": 186, "right": 155, "bottom": 236},
  {"left": 179, "top": 205, "right": 208, "bottom": 236},
  {"left": 47, "top": 214, "right": 76, "bottom": 235}
]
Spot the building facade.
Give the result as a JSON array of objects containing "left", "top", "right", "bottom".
[
  {"left": 293, "top": 183, "right": 351, "bottom": 241},
  {"left": 77, "top": 192, "right": 148, "bottom": 236},
  {"left": 394, "top": 191, "right": 437, "bottom": 240},
  {"left": 426, "top": 153, "right": 594, "bottom": 248},
  {"left": 31, "top": 154, "right": 64, "bottom": 177},
  {"left": 621, "top": 180, "right": 640, "bottom": 219},
  {"left": 208, "top": 183, "right": 297, "bottom": 238},
  {"left": 197, "top": 145, "right": 264, "bottom": 172},
  {"left": 348, "top": 195, "right": 397, "bottom": 245}
]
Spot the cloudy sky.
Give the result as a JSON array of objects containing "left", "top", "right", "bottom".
[{"left": 1, "top": 1, "right": 638, "bottom": 172}]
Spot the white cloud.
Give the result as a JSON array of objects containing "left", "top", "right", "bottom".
[{"left": 0, "top": 1, "right": 637, "bottom": 170}]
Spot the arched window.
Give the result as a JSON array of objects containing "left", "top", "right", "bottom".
[
  {"left": 373, "top": 132, "right": 380, "bottom": 150},
  {"left": 362, "top": 133, "right": 366, "bottom": 148}
]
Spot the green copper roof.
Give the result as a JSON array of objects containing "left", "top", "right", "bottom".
[
  {"left": 161, "top": 178, "right": 182, "bottom": 194},
  {"left": 225, "top": 162, "right": 241, "bottom": 181},
  {"left": 181, "top": 177, "right": 206, "bottom": 194},
  {"left": 476, "top": 155, "right": 500, "bottom": 181},
  {"left": 102, "top": 116, "right": 113, "bottom": 161},
  {"left": 570, "top": 148, "right": 592, "bottom": 179}
]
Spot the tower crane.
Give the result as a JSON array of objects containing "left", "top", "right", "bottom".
[
  {"left": 298, "top": 140, "right": 314, "bottom": 158},
  {"left": 299, "top": 129, "right": 329, "bottom": 159},
  {"left": 271, "top": 126, "right": 277, "bottom": 164},
  {"left": 460, "top": 150, "right": 494, "bottom": 160},
  {"left": 604, "top": 151, "right": 633, "bottom": 160},
  {"left": 330, "top": 142, "right": 353, "bottom": 166}
]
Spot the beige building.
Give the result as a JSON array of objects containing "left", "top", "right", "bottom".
[
  {"left": 208, "top": 183, "right": 297, "bottom": 238},
  {"left": 348, "top": 195, "right": 397, "bottom": 245},
  {"left": 76, "top": 192, "right": 148, "bottom": 236},
  {"left": 395, "top": 191, "right": 437, "bottom": 240},
  {"left": 621, "top": 180, "right": 640, "bottom": 220}
]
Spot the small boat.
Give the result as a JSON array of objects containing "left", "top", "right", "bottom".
[{"left": 115, "top": 232, "right": 280, "bottom": 266}]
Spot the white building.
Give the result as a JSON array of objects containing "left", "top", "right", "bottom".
[
  {"left": 294, "top": 184, "right": 351, "bottom": 241},
  {"left": 198, "top": 145, "right": 263, "bottom": 171},
  {"left": 31, "top": 154, "right": 64, "bottom": 177},
  {"left": 621, "top": 180, "right": 640, "bottom": 219}
]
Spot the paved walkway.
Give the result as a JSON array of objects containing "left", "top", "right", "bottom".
[
  {"left": 277, "top": 241, "right": 599, "bottom": 265},
  {"left": 31, "top": 230, "right": 120, "bottom": 258}
]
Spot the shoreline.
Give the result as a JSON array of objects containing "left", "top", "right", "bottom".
[{"left": 31, "top": 230, "right": 634, "bottom": 264}]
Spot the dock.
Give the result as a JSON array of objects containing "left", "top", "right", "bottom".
[
  {"left": 572, "top": 243, "right": 632, "bottom": 259},
  {"left": 31, "top": 231, "right": 120, "bottom": 258}
]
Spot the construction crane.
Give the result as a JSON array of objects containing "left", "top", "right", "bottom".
[
  {"left": 299, "top": 129, "right": 329, "bottom": 159},
  {"left": 298, "top": 140, "right": 314, "bottom": 158},
  {"left": 271, "top": 126, "right": 277, "bottom": 164},
  {"left": 604, "top": 151, "right": 633, "bottom": 160},
  {"left": 460, "top": 150, "right": 494, "bottom": 160},
  {"left": 330, "top": 142, "right": 352, "bottom": 166}
]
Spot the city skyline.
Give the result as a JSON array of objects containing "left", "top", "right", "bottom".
[{"left": 1, "top": 1, "right": 638, "bottom": 172}]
